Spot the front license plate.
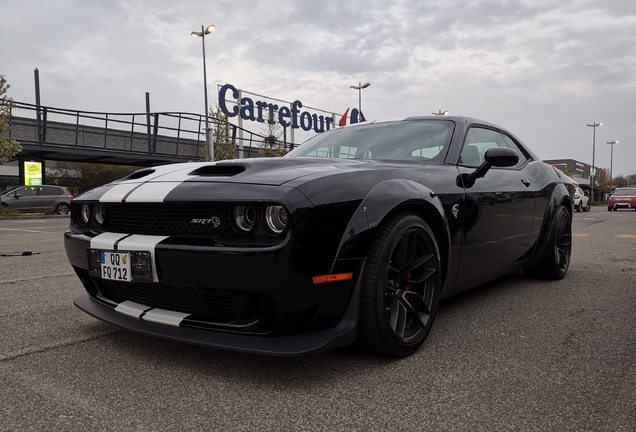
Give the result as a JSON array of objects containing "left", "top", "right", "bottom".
[{"left": 100, "top": 251, "right": 131, "bottom": 282}]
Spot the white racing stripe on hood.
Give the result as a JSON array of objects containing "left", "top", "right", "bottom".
[
  {"left": 142, "top": 309, "right": 189, "bottom": 326},
  {"left": 115, "top": 301, "right": 151, "bottom": 318},
  {"left": 125, "top": 182, "right": 181, "bottom": 202},
  {"left": 99, "top": 183, "right": 141, "bottom": 202},
  {"left": 116, "top": 235, "right": 168, "bottom": 283},
  {"left": 90, "top": 232, "right": 130, "bottom": 250}
]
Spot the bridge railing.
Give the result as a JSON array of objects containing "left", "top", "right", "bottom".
[{"left": 4, "top": 101, "right": 282, "bottom": 161}]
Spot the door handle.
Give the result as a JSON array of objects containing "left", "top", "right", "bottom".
[{"left": 521, "top": 179, "right": 531, "bottom": 187}]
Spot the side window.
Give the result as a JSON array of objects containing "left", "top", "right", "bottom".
[
  {"left": 17, "top": 187, "right": 37, "bottom": 197},
  {"left": 499, "top": 133, "right": 529, "bottom": 168},
  {"left": 38, "top": 187, "right": 62, "bottom": 195},
  {"left": 459, "top": 128, "right": 505, "bottom": 166}
]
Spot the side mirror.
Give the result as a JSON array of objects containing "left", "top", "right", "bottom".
[
  {"left": 484, "top": 147, "right": 519, "bottom": 167},
  {"left": 14, "top": 193, "right": 22, "bottom": 198},
  {"left": 459, "top": 147, "right": 519, "bottom": 188}
]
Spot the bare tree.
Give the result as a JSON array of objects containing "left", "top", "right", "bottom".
[
  {"left": 0, "top": 75, "right": 22, "bottom": 166},
  {"left": 258, "top": 112, "right": 287, "bottom": 158}
]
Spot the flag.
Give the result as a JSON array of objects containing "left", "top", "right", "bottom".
[{"left": 339, "top": 108, "right": 350, "bottom": 127}]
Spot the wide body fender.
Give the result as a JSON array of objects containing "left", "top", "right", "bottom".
[
  {"left": 526, "top": 181, "right": 574, "bottom": 265},
  {"left": 333, "top": 179, "right": 451, "bottom": 285}
]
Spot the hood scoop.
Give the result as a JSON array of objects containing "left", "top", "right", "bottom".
[
  {"left": 189, "top": 164, "right": 246, "bottom": 177},
  {"left": 124, "top": 169, "right": 156, "bottom": 180}
]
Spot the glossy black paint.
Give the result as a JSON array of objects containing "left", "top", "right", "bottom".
[{"left": 65, "top": 116, "right": 575, "bottom": 355}]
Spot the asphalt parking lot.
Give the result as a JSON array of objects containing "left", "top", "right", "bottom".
[{"left": 0, "top": 207, "right": 634, "bottom": 431}]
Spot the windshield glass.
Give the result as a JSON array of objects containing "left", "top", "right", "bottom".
[
  {"left": 286, "top": 120, "right": 454, "bottom": 162},
  {"left": 613, "top": 188, "right": 636, "bottom": 195}
]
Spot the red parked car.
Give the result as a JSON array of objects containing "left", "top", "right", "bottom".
[{"left": 607, "top": 188, "right": 636, "bottom": 211}]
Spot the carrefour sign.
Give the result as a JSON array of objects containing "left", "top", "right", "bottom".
[{"left": 218, "top": 83, "right": 335, "bottom": 133}]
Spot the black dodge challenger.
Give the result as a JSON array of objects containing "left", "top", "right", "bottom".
[{"left": 64, "top": 116, "right": 575, "bottom": 357}]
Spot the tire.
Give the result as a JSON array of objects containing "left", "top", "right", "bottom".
[
  {"left": 55, "top": 203, "right": 70, "bottom": 215},
  {"left": 523, "top": 205, "right": 571, "bottom": 280},
  {"left": 356, "top": 213, "right": 441, "bottom": 357},
  {"left": 575, "top": 203, "right": 581, "bottom": 212},
  {"left": 583, "top": 202, "right": 591, "bottom": 212}
]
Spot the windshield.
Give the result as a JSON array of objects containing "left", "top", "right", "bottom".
[
  {"left": 613, "top": 188, "right": 636, "bottom": 196},
  {"left": 286, "top": 120, "right": 454, "bottom": 162}
]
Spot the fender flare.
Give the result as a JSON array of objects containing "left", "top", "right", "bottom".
[
  {"left": 334, "top": 179, "right": 451, "bottom": 280},
  {"left": 528, "top": 182, "right": 573, "bottom": 263}
]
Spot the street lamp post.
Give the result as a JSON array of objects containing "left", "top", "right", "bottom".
[
  {"left": 586, "top": 122, "right": 602, "bottom": 201},
  {"left": 191, "top": 24, "right": 216, "bottom": 160},
  {"left": 432, "top": 110, "right": 449, "bottom": 115},
  {"left": 606, "top": 140, "right": 618, "bottom": 181},
  {"left": 349, "top": 82, "right": 370, "bottom": 121}
]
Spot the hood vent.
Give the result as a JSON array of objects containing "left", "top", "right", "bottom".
[
  {"left": 189, "top": 165, "right": 246, "bottom": 177},
  {"left": 124, "top": 169, "right": 155, "bottom": 180}
]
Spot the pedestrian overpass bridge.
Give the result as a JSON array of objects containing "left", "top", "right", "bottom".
[{"left": 4, "top": 101, "right": 267, "bottom": 167}]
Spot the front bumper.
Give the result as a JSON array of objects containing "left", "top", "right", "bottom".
[
  {"left": 74, "top": 276, "right": 360, "bottom": 356},
  {"left": 608, "top": 201, "right": 635, "bottom": 210}
]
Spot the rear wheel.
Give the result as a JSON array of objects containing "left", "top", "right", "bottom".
[
  {"left": 523, "top": 205, "right": 571, "bottom": 280},
  {"left": 356, "top": 213, "right": 441, "bottom": 357},
  {"left": 575, "top": 203, "right": 581, "bottom": 212},
  {"left": 55, "top": 203, "right": 70, "bottom": 215},
  {"left": 583, "top": 201, "right": 591, "bottom": 212}
]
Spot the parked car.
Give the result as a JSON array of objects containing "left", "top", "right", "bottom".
[
  {"left": 1, "top": 185, "right": 74, "bottom": 214},
  {"left": 64, "top": 116, "right": 575, "bottom": 357},
  {"left": 574, "top": 187, "right": 590, "bottom": 212},
  {"left": 607, "top": 188, "right": 636, "bottom": 211}
]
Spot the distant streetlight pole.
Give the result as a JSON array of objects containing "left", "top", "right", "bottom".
[
  {"left": 586, "top": 122, "right": 602, "bottom": 201},
  {"left": 349, "top": 82, "right": 370, "bottom": 121},
  {"left": 191, "top": 24, "right": 216, "bottom": 160},
  {"left": 606, "top": 140, "right": 618, "bottom": 181},
  {"left": 432, "top": 110, "right": 449, "bottom": 115}
]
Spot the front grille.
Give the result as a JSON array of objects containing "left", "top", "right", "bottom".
[
  {"left": 94, "top": 279, "right": 277, "bottom": 325},
  {"left": 104, "top": 204, "right": 234, "bottom": 235}
]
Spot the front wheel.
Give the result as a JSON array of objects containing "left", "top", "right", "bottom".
[
  {"left": 356, "top": 213, "right": 441, "bottom": 357},
  {"left": 523, "top": 205, "right": 572, "bottom": 280}
]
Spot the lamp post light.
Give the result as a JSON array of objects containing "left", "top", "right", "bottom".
[
  {"left": 432, "top": 110, "right": 449, "bottom": 116},
  {"left": 586, "top": 121, "right": 602, "bottom": 201},
  {"left": 349, "top": 82, "right": 370, "bottom": 121},
  {"left": 606, "top": 140, "right": 618, "bottom": 181},
  {"left": 191, "top": 24, "right": 216, "bottom": 160}
]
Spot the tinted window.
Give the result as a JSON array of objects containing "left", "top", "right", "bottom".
[
  {"left": 460, "top": 127, "right": 528, "bottom": 168},
  {"left": 614, "top": 188, "right": 636, "bottom": 195},
  {"left": 287, "top": 121, "right": 454, "bottom": 162},
  {"left": 38, "top": 186, "right": 63, "bottom": 196},
  {"left": 15, "top": 187, "right": 37, "bottom": 197}
]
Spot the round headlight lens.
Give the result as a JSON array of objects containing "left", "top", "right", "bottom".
[
  {"left": 264, "top": 205, "right": 288, "bottom": 234},
  {"left": 80, "top": 204, "right": 90, "bottom": 225},
  {"left": 93, "top": 204, "right": 105, "bottom": 225},
  {"left": 233, "top": 205, "right": 256, "bottom": 233}
]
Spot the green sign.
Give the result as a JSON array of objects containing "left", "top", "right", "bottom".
[{"left": 24, "top": 161, "right": 43, "bottom": 185}]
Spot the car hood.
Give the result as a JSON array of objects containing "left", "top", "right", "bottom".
[{"left": 112, "top": 158, "right": 431, "bottom": 187}]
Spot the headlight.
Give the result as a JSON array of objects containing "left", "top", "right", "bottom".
[
  {"left": 93, "top": 204, "right": 105, "bottom": 225},
  {"left": 233, "top": 205, "right": 256, "bottom": 233},
  {"left": 80, "top": 204, "right": 91, "bottom": 225},
  {"left": 264, "top": 205, "right": 288, "bottom": 234}
]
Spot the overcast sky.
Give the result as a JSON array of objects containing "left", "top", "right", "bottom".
[{"left": 1, "top": 0, "right": 635, "bottom": 177}]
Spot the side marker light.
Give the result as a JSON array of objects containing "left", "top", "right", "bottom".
[{"left": 312, "top": 273, "right": 354, "bottom": 285}]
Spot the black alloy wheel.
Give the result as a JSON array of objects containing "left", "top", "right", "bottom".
[
  {"left": 356, "top": 213, "right": 441, "bottom": 357},
  {"left": 523, "top": 205, "right": 572, "bottom": 280}
]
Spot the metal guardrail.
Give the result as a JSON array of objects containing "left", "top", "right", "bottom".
[{"left": 4, "top": 101, "right": 277, "bottom": 162}]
